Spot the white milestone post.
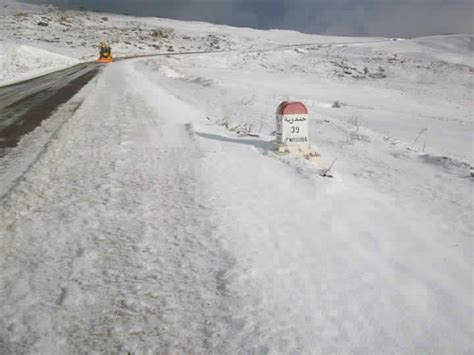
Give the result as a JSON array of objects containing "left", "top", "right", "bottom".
[{"left": 275, "top": 101, "right": 320, "bottom": 161}]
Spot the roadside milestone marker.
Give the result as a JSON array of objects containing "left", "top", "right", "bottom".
[{"left": 275, "top": 101, "right": 320, "bottom": 160}]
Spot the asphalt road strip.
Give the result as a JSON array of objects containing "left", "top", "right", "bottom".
[{"left": 0, "top": 63, "right": 101, "bottom": 149}]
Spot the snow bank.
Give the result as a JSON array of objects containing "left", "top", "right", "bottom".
[{"left": 0, "top": 42, "right": 78, "bottom": 85}]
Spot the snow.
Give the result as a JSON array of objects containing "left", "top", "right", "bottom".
[
  {"left": 0, "top": 41, "right": 78, "bottom": 85},
  {"left": 0, "top": 0, "right": 383, "bottom": 84},
  {"left": 0, "top": 0, "right": 473, "bottom": 353}
]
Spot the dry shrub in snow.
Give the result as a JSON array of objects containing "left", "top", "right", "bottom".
[
  {"left": 411, "top": 128, "right": 428, "bottom": 151},
  {"left": 59, "top": 15, "right": 72, "bottom": 23},
  {"left": 151, "top": 29, "right": 169, "bottom": 38},
  {"left": 346, "top": 116, "right": 371, "bottom": 143},
  {"left": 215, "top": 118, "right": 259, "bottom": 137},
  {"left": 14, "top": 12, "right": 29, "bottom": 18}
]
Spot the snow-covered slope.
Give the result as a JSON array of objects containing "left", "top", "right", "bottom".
[
  {"left": 0, "top": 41, "right": 78, "bottom": 85},
  {"left": 0, "top": 0, "right": 472, "bottom": 354},
  {"left": 145, "top": 33, "right": 473, "bottom": 165},
  {"left": 0, "top": 0, "right": 382, "bottom": 83}
]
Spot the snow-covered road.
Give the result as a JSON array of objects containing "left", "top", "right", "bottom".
[
  {"left": 0, "top": 62, "right": 235, "bottom": 353},
  {"left": 0, "top": 59, "right": 472, "bottom": 354}
]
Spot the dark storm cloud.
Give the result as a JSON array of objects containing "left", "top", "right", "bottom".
[{"left": 24, "top": 0, "right": 474, "bottom": 38}]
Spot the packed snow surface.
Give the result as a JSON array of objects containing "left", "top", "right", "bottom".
[{"left": 0, "top": 0, "right": 473, "bottom": 353}]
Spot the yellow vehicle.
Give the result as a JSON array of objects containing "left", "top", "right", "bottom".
[{"left": 97, "top": 42, "right": 114, "bottom": 63}]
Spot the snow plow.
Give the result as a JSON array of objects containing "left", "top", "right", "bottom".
[{"left": 97, "top": 42, "right": 114, "bottom": 63}]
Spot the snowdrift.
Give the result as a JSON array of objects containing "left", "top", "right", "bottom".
[{"left": 0, "top": 42, "right": 78, "bottom": 85}]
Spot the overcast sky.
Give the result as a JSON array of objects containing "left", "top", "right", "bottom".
[{"left": 26, "top": 0, "right": 474, "bottom": 38}]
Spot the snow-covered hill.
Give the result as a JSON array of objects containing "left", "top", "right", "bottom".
[
  {"left": 0, "top": 0, "right": 473, "bottom": 354},
  {"left": 1, "top": 0, "right": 382, "bottom": 81}
]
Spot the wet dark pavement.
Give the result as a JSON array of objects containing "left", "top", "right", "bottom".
[{"left": 0, "top": 63, "right": 101, "bottom": 149}]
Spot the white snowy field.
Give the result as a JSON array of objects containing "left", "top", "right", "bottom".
[{"left": 0, "top": 0, "right": 473, "bottom": 354}]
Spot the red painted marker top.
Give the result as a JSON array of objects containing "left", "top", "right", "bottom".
[{"left": 276, "top": 101, "right": 308, "bottom": 115}]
